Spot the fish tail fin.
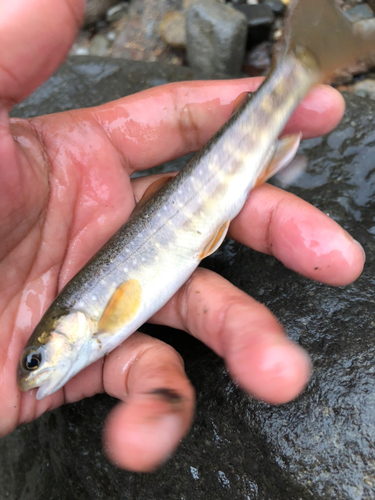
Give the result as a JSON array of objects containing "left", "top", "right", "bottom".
[{"left": 277, "top": 0, "right": 375, "bottom": 79}]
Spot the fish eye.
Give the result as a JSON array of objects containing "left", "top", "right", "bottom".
[{"left": 23, "top": 352, "right": 42, "bottom": 371}]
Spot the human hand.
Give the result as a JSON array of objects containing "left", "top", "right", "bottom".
[{"left": 0, "top": 0, "right": 365, "bottom": 472}]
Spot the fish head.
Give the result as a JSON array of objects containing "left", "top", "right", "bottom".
[{"left": 17, "top": 309, "right": 95, "bottom": 400}]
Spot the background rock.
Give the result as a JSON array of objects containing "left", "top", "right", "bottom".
[
  {"left": 233, "top": 3, "right": 275, "bottom": 48},
  {"left": 85, "top": 0, "right": 119, "bottom": 24},
  {"left": 186, "top": 0, "right": 247, "bottom": 77},
  {"left": 2, "top": 57, "right": 375, "bottom": 500},
  {"left": 111, "top": 0, "right": 184, "bottom": 64}
]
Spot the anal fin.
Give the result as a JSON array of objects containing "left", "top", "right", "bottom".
[
  {"left": 199, "top": 220, "right": 230, "bottom": 260},
  {"left": 255, "top": 133, "right": 301, "bottom": 186}
]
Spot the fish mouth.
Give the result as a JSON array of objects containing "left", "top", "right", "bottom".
[
  {"left": 17, "top": 365, "right": 54, "bottom": 392},
  {"left": 35, "top": 370, "right": 72, "bottom": 400}
]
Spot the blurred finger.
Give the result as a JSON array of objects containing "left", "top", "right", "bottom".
[
  {"left": 102, "top": 332, "right": 195, "bottom": 472},
  {"left": 152, "top": 268, "right": 311, "bottom": 405},
  {"left": 0, "top": 0, "right": 84, "bottom": 109},
  {"left": 229, "top": 183, "right": 365, "bottom": 286}
]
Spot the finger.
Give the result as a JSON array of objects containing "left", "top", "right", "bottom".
[
  {"left": 228, "top": 183, "right": 365, "bottom": 286},
  {"left": 152, "top": 268, "right": 311, "bottom": 405},
  {"left": 131, "top": 172, "right": 178, "bottom": 203},
  {"left": 89, "top": 81, "right": 344, "bottom": 173},
  {"left": 0, "top": 0, "right": 84, "bottom": 109},
  {"left": 102, "top": 332, "right": 195, "bottom": 472}
]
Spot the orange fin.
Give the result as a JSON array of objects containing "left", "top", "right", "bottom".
[
  {"left": 231, "top": 92, "right": 252, "bottom": 117},
  {"left": 98, "top": 279, "right": 142, "bottom": 334},
  {"left": 199, "top": 220, "right": 230, "bottom": 260},
  {"left": 133, "top": 174, "right": 175, "bottom": 214},
  {"left": 255, "top": 133, "right": 301, "bottom": 186}
]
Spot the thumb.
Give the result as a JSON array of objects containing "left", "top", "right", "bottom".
[{"left": 0, "top": 0, "right": 85, "bottom": 110}]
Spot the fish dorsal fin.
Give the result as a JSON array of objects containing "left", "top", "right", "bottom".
[
  {"left": 133, "top": 174, "right": 175, "bottom": 214},
  {"left": 231, "top": 92, "right": 252, "bottom": 117},
  {"left": 98, "top": 279, "right": 142, "bottom": 334},
  {"left": 255, "top": 133, "right": 301, "bottom": 186},
  {"left": 199, "top": 219, "right": 230, "bottom": 260}
]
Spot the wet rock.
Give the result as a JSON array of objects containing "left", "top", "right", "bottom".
[
  {"left": 352, "top": 78, "right": 375, "bottom": 99},
  {"left": 9, "top": 57, "right": 205, "bottom": 118},
  {"left": 159, "top": 11, "right": 187, "bottom": 49},
  {"left": 111, "top": 0, "right": 183, "bottom": 64},
  {"left": 186, "top": 0, "right": 247, "bottom": 77},
  {"left": 3, "top": 58, "right": 375, "bottom": 500},
  {"left": 345, "top": 3, "right": 374, "bottom": 23},
  {"left": 89, "top": 34, "right": 110, "bottom": 56},
  {"left": 262, "top": 0, "right": 285, "bottom": 16},
  {"left": 85, "top": 0, "right": 119, "bottom": 25},
  {"left": 233, "top": 3, "right": 275, "bottom": 47},
  {"left": 106, "top": 2, "right": 129, "bottom": 23},
  {"left": 355, "top": 15, "right": 375, "bottom": 34},
  {"left": 243, "top": 41, "right": 272, "bottom": 76}
]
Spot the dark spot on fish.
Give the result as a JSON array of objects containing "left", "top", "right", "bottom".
[
  {"left": 149, "top": 388, "right": 184, "bottom": 405},
  {"left": 203, "top": 308, "right": 208, "bottom": 313},
  {"left": 197, "top": 230, "right": 201, "bottom": 235},
  {"left": 314, "top": 266, "right": 319, "bottom": 270}
]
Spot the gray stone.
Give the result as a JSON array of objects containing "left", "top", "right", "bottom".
[
  {"left": 345, "top": 3, "right": 374, "bottom": 23},
  {"left": 186, "top": 0, "right": 247, "bottom": 77},
  {"left": 352, "top": 78, "right": 375, "bottom": 100},
  {"left": 262, "top": 0, "right": 285, "bottom": 16},
  {"left": 85, "top": 0, "right": 119, "bottom": 24},
  {"left": 3, "top": 57, "right": 375, "bottom": 499}
]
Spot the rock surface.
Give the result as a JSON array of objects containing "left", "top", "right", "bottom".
[
  {"left": 2, "top": 57, "right": 375, "bottom": 500},
  {"left": 85, "top": 0, "right": 119, "bottom": 24},
  {"left": 186, "top": 0, "right": 248, "bottom": 76}
]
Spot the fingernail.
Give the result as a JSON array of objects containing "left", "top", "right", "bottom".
[
  {"left": 353, "top": 238, "right": 366, "bottom": 263},
  {"left": 149, "top": 387, "right": 184, "bottom": 406}
]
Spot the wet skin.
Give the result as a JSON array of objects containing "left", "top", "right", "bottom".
[{"left": 0, "top": 0, "right": 365, "bottom": 471}]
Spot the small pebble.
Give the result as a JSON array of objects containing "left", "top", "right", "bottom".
[
  {"left": 73, "top": 46, "right": 90, "bottom": 56},
  {"left": 352, "top": 79, "right": 375, "bottom": 100},
  {"left": 106, "top": 31, "right": 117, "bottom": 42},
  {"left": 159, "top": 11, "right": 187, "bottom": 49},
  {"left": 89, "top": 34, "right": 110, "bottom": 56},
  {"left": 345, "top": 3, "right": 374, "bottom": 23},
  {"left": 106, "top": 2, "right": 129, "bottom": 23}
]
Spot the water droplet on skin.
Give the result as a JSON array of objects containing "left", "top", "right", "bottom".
[{"left": 16, "top": 269, "right": 56, "bottom": 331}]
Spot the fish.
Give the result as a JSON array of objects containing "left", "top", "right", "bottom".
[{"left": 17, "top": 0, "right": 375, "bottom": 399}]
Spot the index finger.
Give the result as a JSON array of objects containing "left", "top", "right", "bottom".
[{"left": 88, "top": 81, "right": 344, "bottom": 174}]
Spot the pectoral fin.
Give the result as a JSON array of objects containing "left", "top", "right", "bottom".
[
  {"left": 98, "top": 279, "right": 142, "bottom": 334},
  {"left": 199, "top": 219, "right": 230, "bottom": 260},
  {"left": 255, "top": 133, "right": 302, "bottom": 186}
]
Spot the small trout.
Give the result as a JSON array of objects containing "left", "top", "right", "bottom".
[{"left": 18, "top": 0, "right": 375, "bottom": 399}]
